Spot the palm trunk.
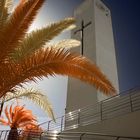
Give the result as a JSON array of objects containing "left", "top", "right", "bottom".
[{"left": 8, "top": 127, "right": 19, "bottom": 140}]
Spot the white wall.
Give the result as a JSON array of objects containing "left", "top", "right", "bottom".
[
  {"left": 66, "top": 110, "right": 140, "bottom": 137},
  {"left": 94, "top": 0, "right": 119, "bottom": 101},
  {"left": 66, "top": 0, "right": 119, "bottom": 112},
  {"left": 66, "top": 0, "right": 98, "bottom": 113}
]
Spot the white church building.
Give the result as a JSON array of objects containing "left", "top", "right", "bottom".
[{"left": 66, "top": 0, "right": 119, "bottom": 113}]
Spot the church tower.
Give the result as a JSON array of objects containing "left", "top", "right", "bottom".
[{"left": 66, "top": 0, "right": 119, "bottom": 113}]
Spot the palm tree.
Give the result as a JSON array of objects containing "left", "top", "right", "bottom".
[
  {"left": 0, "top": 104, "right": 37, "bottom": 140},
  {"left": 0, "top": 1, "right": 80, "bottom": 119},
  {"left": 0, "top": 0, "right": 116, "bottom": 117},
  {"left": 4, "top": 89, "right": 56, "bottom": 121}
]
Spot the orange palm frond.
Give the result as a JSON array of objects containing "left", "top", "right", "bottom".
[
  {"left": 5, "top": 106, "right": 11, "bottom": 124},
  {"left": 0, "top": 0, "right": 45, "bottom": 62},
  {"left": 9, "top": 103, "right": 13, "bottom": 120},
  {"left": 17, "top": 120, "right": 36, "bottom": 128},
  {"left": 17, "top": 113, "right": 36, "bottom": 124},
  {"left": 12, "top": 106, "right": 32, "bottom": 126},
  {"left": 0, "top": 104, "right": 37, "bottom": 128},
  {"left": 12, "top": 105, "right": 24, "bottom": 123},
  {"left": 12, "top": 106, "right": 36, "bottom": 128},
  {"left": 0, "top": 48, "right": 116, "bottom": 96},
  {"left": 0, "top": 117, "right": 9, "bottom": 125}
]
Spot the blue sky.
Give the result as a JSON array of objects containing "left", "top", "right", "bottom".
[
  {"left": 103, "top": 0, "right": 140, "bottom": 91},
  {"left": 4, "top": 0, "right": 140, "bottom": 125}
]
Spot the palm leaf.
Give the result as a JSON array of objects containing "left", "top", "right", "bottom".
[
  {"left": 0, "top": 117, "right": 9, "bottom": 125},
  {"left": 0, "top": 48, "right": 115, "bottom": 97},
  {"left": 5, "top": 106, "right": 11, "bottom": 124},
  {"left": 5, "top": 89, "right": 55, "bottom": 121},
  {"left": 0, "top": 0, "right": 11, "bottom": 27},
  {"left": 5, "top": 0, "right": 13, "bottom": 9},
  {"left": 11, "top": 18, "right": 75, "bottom": 61},
  {"left": 0, "top": 0, "right": 45, "bottom": 62},
  {"left": 17, "top": 115, "right": 36, "bottom": 124},
  {"left": 13, "top": 108, "right": 32, "bottom": 124},
  {"left": 53, "top": 39, "right": 81, "bottom": 49},
  {"left": 0, "top": 0, "right": 7, "bottom": 14},
  {"left": 12, "top": 105, "right": 25, "bottom": 124},
  {"left": 2, "top": 104, "right": 38, "bottom": 128},
  {"left": 64, "top": 24, "right": 76, "bottom": 31},
  {"left": 9, "top": 104, "right": 13, "bottom": 120}
]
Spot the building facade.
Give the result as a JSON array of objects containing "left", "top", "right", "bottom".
[{"left": 66, "top": 0, "right": 119, "bottom": 113}]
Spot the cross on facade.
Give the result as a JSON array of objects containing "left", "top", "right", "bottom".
[{"left": 74, "top": 20, "right": 92, "bottom": 55}]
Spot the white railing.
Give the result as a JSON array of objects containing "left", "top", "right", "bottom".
[{"left": 39, "top": 87, "right": 140, "bottom": 132}]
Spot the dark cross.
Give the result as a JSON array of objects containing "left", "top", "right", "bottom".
[{"left": 74, "top": 20, "right": 92, "bottom": 55}]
